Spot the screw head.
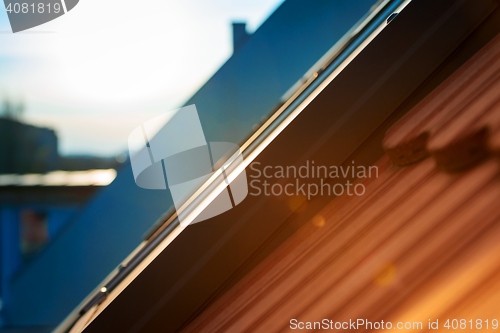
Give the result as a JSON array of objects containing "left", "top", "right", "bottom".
[{"left": 387, "top": 12, "right": 399, "bottom": 24}]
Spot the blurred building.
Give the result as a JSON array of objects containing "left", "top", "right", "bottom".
[
  {"left": 0, "top": 118, "right": 118, "bottom": 331},
  {"left": 0, "top": 118, "right": 58, "bottom": 174},
  {"left": 0, "top": 170, "right": 117, "bottom": 331}
]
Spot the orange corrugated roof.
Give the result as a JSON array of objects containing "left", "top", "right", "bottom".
[
  {"left": 183, "top": 33, "right": 500, "bottom": 333},
  {"left": 383, "top": 34, "right": 500, "bottom": 171}
]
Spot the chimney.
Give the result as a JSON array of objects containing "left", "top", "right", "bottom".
[{"left": 232, "top": 22, "right": 250, "bottom": 53}]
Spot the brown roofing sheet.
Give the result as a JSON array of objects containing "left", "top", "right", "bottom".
[
  {"left": 183, "top": 32, "right": 500, "bottom": 333},
  {"left": 383, "top": 34, "right": 500, "bottom": 170},
  {"left": 183, "top": 157, "right": 499, "bottom": 332}
]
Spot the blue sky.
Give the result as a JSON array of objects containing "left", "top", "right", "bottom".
[{"left": 0, "top": 0, "right": 284, "bottom": 156}]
